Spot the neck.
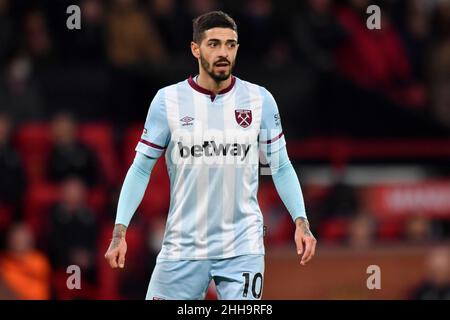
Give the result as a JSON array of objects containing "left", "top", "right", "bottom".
[{"left": 196, "top": 71, "right": 232, "bottom": 95}]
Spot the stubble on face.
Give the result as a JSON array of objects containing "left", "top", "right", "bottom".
[{"left": 200, "top": 53, "right": 234, "bottom": 83}]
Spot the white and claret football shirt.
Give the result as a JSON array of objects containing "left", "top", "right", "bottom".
[{"left": 136, "top": 75, "right": 286, "bottom": 260}]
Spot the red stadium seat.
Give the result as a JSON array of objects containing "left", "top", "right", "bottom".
[
  {"left": 14, "top": 122, "right": 52, "bottom": 183},
  {"left": 78, "top": 123, "right": 121, "bottom": 186},
  {"left": 0, "top": 204, "right": 13, "bottom": 233},
  {"left": 23, "top": 182, "right": 59, "bottom": 244},
  {"left": 97, "top": 224, "right": 147, "bottom": 299},
  {"left": 52, "top": 268, "right": 98, "bottom": 299},
  {"left": 318, "top": 217, "right": 349, "bottom": 243},
  {"left": 377, "top": 217, "right": 405, "bottom": 241},
  {"left": 97, "top": 225, "right": 120, "bottom": 299},
  {"left": 258, "top": 181, "right": 293, "bottom": 245},
  {"left": 23, "top": 182, "right": 107, "bottom": 246},
  {"left": 122, "top": 124, "right": 142, "bottom": 171},
  {"left": 15, "top": 122, "right": 121, "bottom": 186},
  {"left": 122, "top": 124, "right": 170, "bottom": 183},
  {"left": 258, "top": 181, "right": 278, "bottom": 214},
  {"left": 120, "top": 225, "right": 146, "bottom": 263},
  {"left": 87, "top": 187, "right": 108, "bottom": 218}
]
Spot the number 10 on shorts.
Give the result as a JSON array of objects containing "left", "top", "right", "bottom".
[{"left": 242, "top": 272, "right": 263, "bottom": 299}]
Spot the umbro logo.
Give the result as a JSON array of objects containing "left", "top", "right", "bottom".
[{"left": 180, "top": 116, "right": 194, "bottom": 126}]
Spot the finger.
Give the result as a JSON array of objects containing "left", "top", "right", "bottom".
[
  {"left": 310, "top": 238, "right": 317, "bottom": 258},
  {"left": 118, "top": 250, "right": 126, "bottom": 269},
  {"left": 302, "top": 238, "right": 317, "bottom": 265},
  {"left": 296, "top": 236, "right": 304, "bottom": 255},
  {"left": 301, "top": 238, "right": 313, "bottom": 265},
  {"left": 106, "top": 252, "right": 119, "bottom": 268}
]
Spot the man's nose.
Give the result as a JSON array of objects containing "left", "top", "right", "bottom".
[{"left": 219, "top": 45, "right": 229, "bottom": 58}]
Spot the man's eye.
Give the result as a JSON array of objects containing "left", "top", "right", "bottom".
[
  {"left": 228, "top": 43, "right": 236, "bottom": 48},
  {"left": 209, "top": 43, "right": 217, "bottom": 47}
]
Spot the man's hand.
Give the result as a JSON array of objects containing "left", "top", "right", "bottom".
[
  {"left": 104, "top": 224, "right": 128, "bottom": 269},
  {"left": 294, "top": 217, "right": 317, "bottom": 266}
]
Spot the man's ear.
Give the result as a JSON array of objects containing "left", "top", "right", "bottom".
[{"left": 191, "top": 41, "right": 200, "bottom": 59}]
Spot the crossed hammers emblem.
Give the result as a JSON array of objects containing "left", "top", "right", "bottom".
[{"left": 235, "top": 109, "right": 252, "bottom": 128}]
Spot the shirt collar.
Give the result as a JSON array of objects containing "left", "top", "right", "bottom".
[{"left": 188, "top": 75, "right": 236, "bottom": 101}]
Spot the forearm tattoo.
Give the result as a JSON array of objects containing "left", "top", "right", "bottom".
[
  {"left": 110, "top": 224, "right": 127, "bottom": 249},
  {"left": 296, "top": 217, "right": 314, "bottom": 237}
]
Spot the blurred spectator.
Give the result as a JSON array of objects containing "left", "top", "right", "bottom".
[
  {"left": 64, "top": 0, "right": 107, "bottom": 64},
  {"left": 47, "top": 177, "right": 98, "bottom": 285},
  {"left": 402, "top": 214, "right": 433, "bottom": 244},
  {"left": 107, "top": 0, "right": 169, "bottom": 122},
  {"left": 148, "top": 0, "right": 187, "bottom": 53},
  {"left": 119, "top": 223, "right": 150, "bottom": 299},
  {"left": 428, "top": 0, "right": 450, "bottom": 128},
  {"left": 291, "top": 0, "right": 345, "bottom": 73},
  {"left": 263, "top": 210, "right": 294, "bottom": 246},
  {"left": 317, "top": 180, "right": 359, "bottom": 219},
  {"left": 186, "top": 0, "right": 220, "bottom": 18},
  {"left": 173, "top": 0, "right": 221, "bottom": 61},
  {"left": 409, "top": 246, "right": 450, "bottom": 299},
  {"left": 258, "top": 182, "right": 294, "bottom": 245},
  {"left": 398, "top": 1, "right": 431, "bottom": 82},
  {"left": 47, "top": 112, "right": 99, "bottom": 186},
  {"left": 0, "top": 54, "right": 45, "bottom": 122},
  {"left": 118, "top": 216, "right": 163, "bottom": 299},
  {"left": 0, "top": 223, "right": 51, "bottom": 299},
  {"left": 0, "top": 112, "right": 26, "bottom": 221},
  {"left": 146, "top": 0, "right": 197, "bottom": 86},
  {"left": 29, "top": 0, "right": 110, "bottom": 120},
  {"left": 237, "top": 0, "right": 276, "bottom": 60},
  {"left": 0, "top": 0, "right": 14, "bottom": 66},
  {"left": 347, "top": 214, "right": 376, "bottom": 249},
  {"left": 335, "top": 0, "right": 425, "bottom": 108},
  {"left": 106, "top": 0, "right": 166, "bottom": 67},
  {"left": 23, "top": 9, "right": 53, "bottom": 69}
]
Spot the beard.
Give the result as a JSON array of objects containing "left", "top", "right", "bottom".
[{"left": 200, "top": 54, "right": 234, "bottom": 82}]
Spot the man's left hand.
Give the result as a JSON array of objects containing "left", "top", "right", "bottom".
[{"left": 294, "top": 217, "right": 317, "bottom": 266}]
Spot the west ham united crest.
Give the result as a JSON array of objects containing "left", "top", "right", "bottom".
[{"left": 235, "top": 109, "right": 252, "bottom": 128}]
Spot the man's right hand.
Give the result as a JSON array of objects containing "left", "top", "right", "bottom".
[{"left": 104, "top": 224, "right": 128, "bottom": 269}]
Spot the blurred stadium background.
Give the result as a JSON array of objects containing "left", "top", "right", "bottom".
[{"left": 0, "top": 0, "right": 449, "bottom": 300}]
